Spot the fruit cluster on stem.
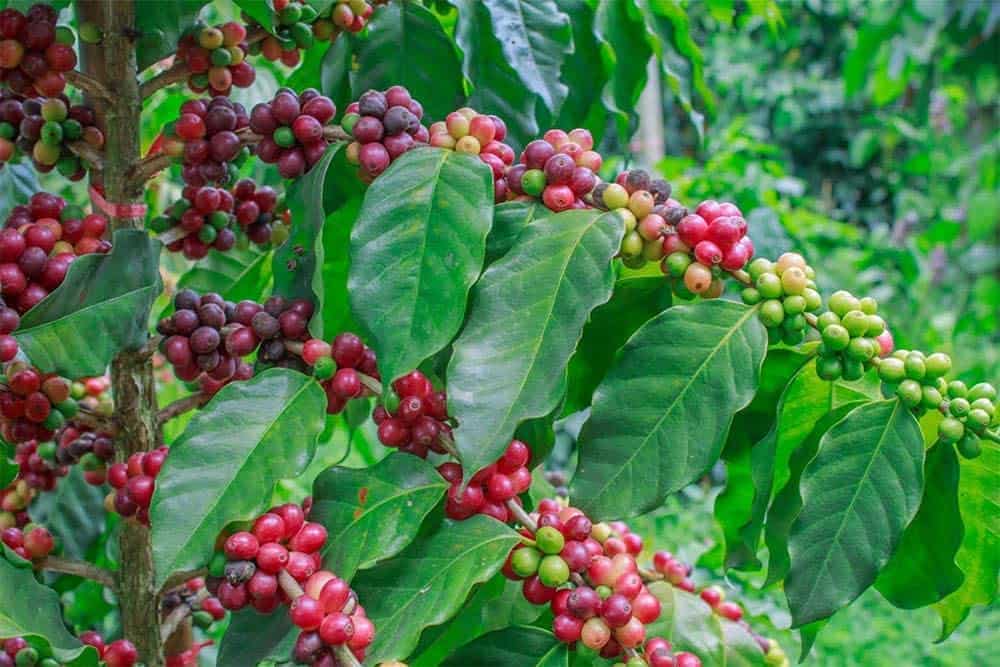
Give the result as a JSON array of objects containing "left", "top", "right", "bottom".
[
  {"left": 507, "top": 128, "right": 602, "bottom": 212},
  {"left": 0, "top": 4, "right": 75, "bottom": 97},
  {"left": 250, "top": 88, "right": 337, "bottom": 178},
  {"left": 175, "top": 22, "right": 255, "bottom": 96},
  {"left": 428, "top": 108, "right": 514, "bottom": 201},
  {"left": 162, "top": 96, "right": 251, "bottom": 187},
  {"left": 372, "top": 370, "right": 450, "bottom": 458},
  {"left": 343, "top": 86, "right": 428, "bottom": 179},
  {"left": 0, "top": 93, "right": 103, "bottom": 176}
]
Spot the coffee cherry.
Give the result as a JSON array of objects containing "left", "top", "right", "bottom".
[{"left": 537, "top": 554, "right": 570, "bottom": 587}]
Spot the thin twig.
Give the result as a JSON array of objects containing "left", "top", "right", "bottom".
[
  {"left": 159, "top": 567, "right": 208, "bottom": 596},
  {"left": 983, "top": 429, "right": 1000, "bottom": 445},
  {"left": 437, "top": 430, "right": 461, "bottom": 461},
  {"left": 156, "top": 393, "right": 209, "bottom": 426},
  {"left": 65, "top": 70, "right": 112, "bottom": 101},
  {"left": 638, "top": 566, "right": 663, "bottom": 583},
  {"left": 36, "top": 556, "right": 116, "bottom": 589},
  {"left": 156, "top": 225, "right": 190, "bottom": 246},
  {"left": 72, "top": 407, "right": 116, "bottom": 434},
  {"left": 66, "top": 140, "right": 104, "bottom": 171},
  {"left": 357, "top": 372, "right": 383, "bottom": 396},
  {"left": 139, "top": 61, "right": 189, "bottom": 99},
  {"left": 505, "top": 499, "right": 538, "bottom": 533},
  {"left": 131, "top": 152, "right": 173, "bottom": 185}
]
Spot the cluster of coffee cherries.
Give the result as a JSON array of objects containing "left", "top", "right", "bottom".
[
  {"left": 438, "top": 440, "right": 532, "bottom": 522},
  {"left": 162, "top": 97, "right": 250, "bottom": 187},
  {"left": 2, "top": 192, "right": 110, "bottom": 313},
  {"left": 507, "top": 129, "right": 602, "bottom": 212},
  {"left": 250, "top": 88, "right": 337, "bottom": 178},
  {"left": 0, "top": 303, "right": 17, "bottom": 363},
  {"left": 51, "top": 426, "right": 115, "bottom": 486},
  {"left": 428, "top": 108, "right": 514, "bottom": 202},
  {"left": 739, "top": 253, "right": 824, "bottom": 347},
  {"left": 0, "top": 95, "right": 102, "bottom": 178},
  {"left": 248, "top": 0, "right": 319, "bottom": 69},
  {"left": 1, "top": 522, "right": 53, "bottom": 560},
  {"left": 370, "top": 370, "right": 450, "bottom": 458},
  {"left": 811, "top": 289, "right": 892, "bottom": 379},
  {"left": 0, "top": 362, "right": 82, "bottom": 444},
  {"left": 153, "top": 186, "right": 238, "bottom": 259},
  {"left": 0, "top": 478, "right": 30, "bottom": 529},
  {"left": 162, "top": 576, "right": 226, "bottom": 634},
  {"left": 0, "top": 4, "right": 75, "bottom": 97},
  {"left": 232, "top": 178, "right": 291, "bottom": 247},
  {"left": 105, "top": 446, "right": 168, "bottom": 525},
  {"left": 300, "top": 333, "right": 380, "bottom": 414},
  {"left": 175, "top": 22, "right": 255, "bottom": 96},
  {"left": 343, "top": 86, "right": 428, "bottom": 180},
  {"left": 927, "top": 380, "right": 997, "bottom": 459},
  {"left": 289, "top": 569, "right": 375, "bottom": 666},
  {"left": 589, "top": 168, "right": 675, "bottom": 267},
  {"left": 78, "top": 633, "right": 140, "bottom": 667}
]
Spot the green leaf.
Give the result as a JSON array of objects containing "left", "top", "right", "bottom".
[
  {"left": 453, "top": 0, "right": 539, "bottom": 149},
  {"left": 478, "top": 0, "right": 572, "bottom": 120},
  {"left": 572, "top": 300, "right": 767, "bottom": 520},
  {"left": 441, "top": 626, "right": 567, "bottom": 667},
  {"left": 351, "top": 515, "right": 521, "bottom": 663},
  {"left": 721, "top": 618, "right": 768, "bottom": 667},
  {"left": 316, "top": 193, "right": 364, "bottom": 338},
  {"left": 150, "top": 369, "right": 326, "bottom": 587},
  {"left": 30, "top": 467, "right": 107, "bottom": 562},
  {"left": 763, "top": 400, "right": 869, "bottom": 587},
  {"left": 486, "top": 201, "right": 542, "bottom": 264},
  {"left": 0, "top": 162, "right": 39, "bottom": 221},
  {"left": 352, "top": 1, "right": 466, "bottom": 120},
  {"left": 349, "top": 147, "right": 493, "bottom": 384},
  {"left": 447, "top": 209, "right": 624, "bottom": 479},
  {"left": 409, "top": 574, "right": 543, "bottom": 667},
  {"left": 554, "top": 0, "right": 610, "bottom": 140},
  {"left": 565, "top": 276, "right": 672, "bottom": 414},
  {"left": 785, "top": 399, "right": 924, "bottom": 627},
  {"left": 309, "top": 454, "right": 448, "bottom": 581},
  {"left": 876, "top": 441, "right": 964, "bottom": 608},
  {"left": 175, "top": 246, "right": 272, "bottom": 305},
  {"left": 232, "top": 0, "right": 273, "bottom": 32},
  {"left": 0, "top": 439, "right": 15, "bottom": 488},
  {"left": 217, "top": 608, "right": 295, "bottom": 667},
  {"left": 0, "top": 558, "right": 99, "bottom": 666},
  {"left": 594, "top": 0, "right": 653, "bottom": 136},
  {"left": 934, "top": 441, "right": 1000, "bottom": 639},
  {"left": 14, "top": 230, "right": 162, "bottom": 377},
  {"left": 273, "top": 143, "right": 343, "bottom": 336},
  {"left": 648, "top": 581, "right": 725, "bottom": 666},
  {"left": 136, "top": 0, "right": 207, "bottom": 71}
]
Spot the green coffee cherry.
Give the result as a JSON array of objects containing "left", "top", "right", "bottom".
[
  {"left": 947, "top": 380, "right": 968, "bottom": 398},
  {"left": 313, "top": 356, "right": 335, "bottom": 380},
  {"left": 865, "top": 315, "right": 886, "bottom": 337},
  {"left": 948, "top": 397, "right": 970, "bottom": 417},
  {"left": 957, "top": 433, "right": 982, "bottom": 459},
  {"left": 842, "top": 358, "right": 865, "bottom": 381},
  {"left": 521, "top": 169, "right": 545, "bottom": 196},
  {"left": 740, "top": 287, "right": 761, "bottom": 305},
  {"left": 193, "top": 610, "right": 214, "bottom": 628},
  {"left": 878, "top": 357, "right": 906, "bottom": 384},
  {"left": 760, "top": 300, "right": 785, "bottom": 328},
  {"left": 846, "top": 337, "right": 874, "bottom": 361},
  {"left": 968, "top": 383, "right": 997, "bottom": 402},
  {"left": 829, "top": 290, "right": 860, "bottom": 317},
  {"left": 816, "top": 311, "right": 840, "bottom": 330},
  {"left": 757, "top": 273, "right": 783, "bottom": 299},
  {"left": 537, "top": 554, "right": 570, "bottom": 587},
  {"left": 898, "top": 379, "right": 923, "bottom": 407},
  {"left": 970, "top": 398, "right": 995, "bottom": 418},
  {"left": 924, "top": 353, "right": 952, "bottom": 379},
  {"left": 858, "top": 296, "right": 878, "bottom": 315},
  {"left": 841, "top": 310, "right": 869, "bottom": 338},
  {"left": 967, "top": 409, "right": 991, "bottom": 432},
  {"left": 783, "top": 295, "right": 806, "bottom": 315},
  {"left": 15, "top": 647, "right": 39, "bottom": 667},
  {"left": 816, "top": 356, "right": 843, "bottom": 381},
  {"left": 510, "top": 547, "right": 542, "bottom": 578},
  {"left": 821, "top": 324, "right": 849, "bottom": 351},
  {"left": 803, "top": 288, "right": 822, "bottom": 312},
  {"left": 904, "top": 354, "right": 926, "bottom": 381},
  {"left": 937, "top": 417, "right": 964, "bottom": 444},
  {"left": 747, "top": 258, "right": 772, "bottom": 281},
  {"left": 535, "top": 526, "right": 565, "bottom": 554},
  {"left": 596, "top": 585, "right": 613, "bottom": 599},
  {"left": 665, "top": 252, "right": 691, "bottom": 278},
  {"left": 921, "top": 386, "right": 943, "bottom": 410}
]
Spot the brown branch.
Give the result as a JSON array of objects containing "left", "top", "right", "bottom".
[
  {"left": 72, "top": 407, "right": 117, "bottom": 434},
  {"left": 639, "top": 566, "right": 663, "bottom": 584},
  {"left": 36, "top": 556, "right": 116, "bottom": 589},
  {"left": 139, "top": 61, "right": 190, "bottom": 99},
  {"left": 156, "top": 393, "right": 209, "bottom": 426},
  {"left": 235, "top": 125, "right": 351, "bottom": 146},
  {"left": 159, "top": 567, "right": 208, "bottom": 596},
  {"left": 65, "top": 69, "right": 112, "bottom": 101},
  {"left": 131, "top": 153, "right": 173, "bottom": 185},
  {"left": 67, "top": 140, "right": 104, "bottom": 171}
]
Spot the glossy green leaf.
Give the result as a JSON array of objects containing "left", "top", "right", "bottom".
[
  {"left": 0, "top": 439, "right": 15, "bottom": 488},
  {"left": 876, "top": 441, "right": 964, "bottom": 608},
  {"left": 785, "top": 399, "right": 924, "bottom": 626},
  {"left": 351, "top": 515, "right": 521, "bottom": 663},
  {"left": 554, "top": 0, "right": 609, "bottom": 139},
  {"left": 478, "top": 0, "right": 572, "bottom": 120},
  {"left": 349, "top": 148, "right": 493, "bottom": 384},
  {"left": 0, "top": 558, "right": 99, "bottom": 666},
  {"left": 352, "top": 1, "right": 466, "bottom": 120},
  {"left": 594, "top": 0, "right": 654, "bottom": 136},
  {"left": 150, "top": 369, "right": 326, "bottom": 587},
  {"left": 572, "top": 300, "right": 767, "bottom": 520},
  {"left": 0, "top": 161, "right": 39, "bottom": 220},
  {"left": 441, "top": 626, "right": 567, "bottom": 667},
  {"left": 448, "top": 209, "right": 624, "bottom": 479},
  {"left": 486, "top": 201, "right": 542, "bottom": 264},
  {"left": 217, "top": 609, "right": 295, "bottom": 667},
  {"left": 764, "top": 400, "right": 869, "bottom": 587},
  {"left": 721, "top": 618, "right": 768, "bottom": 667},
  {"left": 14, "top": 230, "right": 162, "bottom": 377},
  {"left": 934, "top": 441, "right": 1000, "bottom": 639},
  {"left": 273, "top": 143, "right": 343, "bottom": 336},
  {"left": 453, "top": 0, "right": 539, "bottom": 149},
  {"left": 316, "top": 194, "right": 364, "bottom": 338},
  {"left": 136, "top": 0, "right": 207, "bottom": 71},
  {"left": 175, "top": 246, "right": 272, "bottom": 306},
  {"left": 232, "top": 0, "right": 273, "bottom": 32},
  {"left": 564, "top": 276, "right": 672, "bottom": 414},
  {"left": 30, "top": 467, "right": 106, "bottom": 562},
  {"left": 309, "top": 454, "right": 449, "bottom": 581},
  {"left": 648, "top": 581, "right": 725, "bottom": 666},
  {"left": 410, "top": 574, "right": 543, "bottom": 667}
]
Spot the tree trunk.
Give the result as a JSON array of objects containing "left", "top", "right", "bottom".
[{"left": 76, "top": 2, "right": 164, "bottom": 664}]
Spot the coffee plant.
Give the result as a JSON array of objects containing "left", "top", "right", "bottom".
[{"left": 0, "top": 1, "right": 996, "bottom": 666}]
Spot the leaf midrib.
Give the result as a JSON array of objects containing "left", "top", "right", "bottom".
[
  {"left": 792, "top": 399, "right": 904, "bottom": 620},
  {"left": 583, "top": 303, "right": 758, "bottom": 508}
]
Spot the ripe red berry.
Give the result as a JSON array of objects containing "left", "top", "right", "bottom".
[
  {"left": 319, "top": 612, "right": 354, "bottom": 645},
  {"left": 256, "top": 542, "right": 289, "bottom": 573},
  {"left": 290, "top": 522, "right": 327, "bottom": 554},
  {"left": 224, "top": 531, "right": 259, "bottom": 560},
  {"left": 601, "top": 593, "right": 632, "bottom": 627},
  {"left": 290, "top": 594, "right": 325, "bottom": 630}
]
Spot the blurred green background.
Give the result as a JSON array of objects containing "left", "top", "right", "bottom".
[{"left": 628, "top": 0, "right": 999, "bottom": 663}]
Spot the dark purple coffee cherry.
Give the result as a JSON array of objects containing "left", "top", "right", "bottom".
[
  {"left": 190, "top": 326, "right": 221, "bottom": 354},
  {"left": 198, "top": 303, "right": 226, "bottom": 328},
  {"left": 175, "top": 288, "right": 200, "bottom": 311},
  {"left": 251, "top": 311, "right": 280, "bottom": 339},
  {"left": 358, "top": 90, "right": 388, "bottom": 118},
  {"left": 172, "top": 309, "right": 199, "bottom": 335}
]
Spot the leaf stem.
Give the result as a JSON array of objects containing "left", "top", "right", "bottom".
[
  {"left": 357, "top": 372, "right": 383, "bottom": 395},
  {"left": 156, "top": 393, "right": 210, "bottom": 426},
  {"left": 65, "top": 69, "right": 112, "bottom": 100},
  {"left": 505, "top": 499, "right": 537, "bottom": 533},
  {"left": 982, "top": 429, "right": 1000, "bottom": 445},
  {"left": 36, "top": 555, "right": 116, "bottom": 589}
]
